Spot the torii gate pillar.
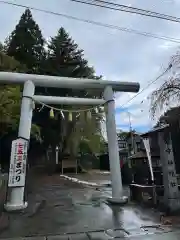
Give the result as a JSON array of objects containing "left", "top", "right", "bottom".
[
  {"left": 5, "top": 81, "right": 35, "bottom": 211},
  {"left": 104, "top": 86, "right": 127, "bottom": 204}
]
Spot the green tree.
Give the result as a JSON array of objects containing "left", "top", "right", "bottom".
[
  {"left": 0, "top": 51, "right": 26, "bottom": 72},
  {"left": 44, "top": 27, "right": 94, "bottom": 79},
  {"left": 2, "top": 6, "right": 104, "bottom": 165},
  {"left": 35, "top": 27, "right": 104, "bottom": 159},
  {"left": 0, "top": 52, "right": 24, "bottom": 136},
  {"left": 4, "top": 8, "right": 45, "bottom": 73},
  {"left": 150, "top": 57, "right": 175, "bottom": 119},
  {"left": 117, "top": 130, "right": 131, "bottom": 140},
  {"left": 154, "top": 107, "right": 180, "bottom": 128},
  {"left": 0, "top": 52, "right": 40, "bottom": 138},
  {"left": 0, "top": 42, "right": 3, "bottom": 52}
]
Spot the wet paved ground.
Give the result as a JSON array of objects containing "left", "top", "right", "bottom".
[
  {"left": 1, "top": 173, "right": 180, "bottom": 239},
  {"left": 65, "top": 171, "right": 112, "bottom": 186}
]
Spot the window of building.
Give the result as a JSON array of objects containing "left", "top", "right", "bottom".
[
  {"left": 152, "top": 159, "right": 161, "bottom": 167},
  {"left": 132, "top": 159, "right": 136, "bottom": 166},
  {"left": 119, "top": 143, "right": 126, "bottom": 149},
  {"left": 136, "top": 142, "right": 141, "bottom": 152},
  {"left": 118, "top": 140, "right": 127, "bottom": 149}
]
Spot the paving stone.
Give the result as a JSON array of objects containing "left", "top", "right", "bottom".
[
  {"left": 106, "top": 228, "right": 129, "bottom": 238},
  {"left": 23, "top": 238, "right": 46, "bottom": 240},
  {"left": 87, "top": 231, "right": 110, "bottom": 240},
  {"left": 68, "top": 233, "right": 89, "bottom": 239},
  {"left": 47, "top": 235, "right": 68, "bottom": 240},
  {"left": 0, "top": 238, "right": 46, "bottom": 240},
  {"left": 0, "top": 239, "right": 19, "bottom": 240},
  {"left": 0, "top": 212, "right": 9, "bottom": 233},
  {"left": 140, "top": 225, "right": 171, "bottom": 234},
  {"left": 48, "top": 233, "right": 89, "bottom": 240},
  {"left": 127, "top": 227, "right": 145, "bottom": 237}
]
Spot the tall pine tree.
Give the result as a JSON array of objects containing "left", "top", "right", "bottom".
[
  {"left": 44, "top": 27, "right": 94, "bottom": 79},
  {"left": 5, "top": 9, "right": 45, "bottom": 73},
  {"left": 34, "top": 28, "right": 104, "bottom": 160}
]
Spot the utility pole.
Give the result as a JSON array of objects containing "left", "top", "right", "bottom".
[{"left": 127, "top": 112, "right": 134, "bottom": 156}]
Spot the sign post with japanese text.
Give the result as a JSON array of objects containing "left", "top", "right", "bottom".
[
  {"left": 158, "top": 131, "right": 180, "bottom": 212},
  {"left": 8, "top": 139, "right": 27, "bottom": 187}
]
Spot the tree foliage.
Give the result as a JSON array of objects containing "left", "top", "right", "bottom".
[
  {"left": 0, "top": 52, "right": 40, "bottom": 139},
  {"left": 151, "top": 76, "right": 180, "bottom": 119},
  {"left": 4, "top": 8, "right": 45, "bottom": 73},
  {"left": 0, "top": 51, "right": 26, "bottom": 72},
  {"left": 117, "top": 130, "right": 131, "bottom": 140},
  {"left": 33, "top": 27, "right": 104, "bottom": 157},
  {"left": 0, "top": 52, "right": 23, "bottom": 135},
  {"left": 154, "top": 106, "right": 180, "bottom": 127},
  {"left": 117, "top": 129, "right": 137, "bottom": 141},
  {"left": 0, "top": 84, "right": 20, "bottom": 135},
  {"left": 44, "top": 27, "right": 95, "bottom": 79},
  {"left": 150, "top": 50, "right": 180, "bottom": 176},
  {"left": 150, "top": 54, "right": 178, "bottom": 119},
  {"left": 2, "top": 9, "right": 104, "bottom": 159}
]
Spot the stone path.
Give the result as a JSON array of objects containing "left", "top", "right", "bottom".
[
  {"left": 0, "top": 173, "right": 179, "bottom": 239},
  {"left": 2, "top": 227, "right": 180, "bottom": 239}
]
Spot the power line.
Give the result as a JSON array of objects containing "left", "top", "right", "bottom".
[
  {"left": 118, "top": 64, "right": 173, "bottom": 108},
  {"left": 1, "top": 0, "right": 180, "bottom": 43},
  {"left": 71, "top": 0, "right": 180, "bottom": 24}
]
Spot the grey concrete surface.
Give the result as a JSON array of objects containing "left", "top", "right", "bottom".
[{"left": 0, "top": 173, "right": 180, "bottom": 239}]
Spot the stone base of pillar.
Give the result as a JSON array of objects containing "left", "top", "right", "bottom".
[
  {"left": 4, "top": 201, "right": 28, "bottom": 212},
  {"left": 107, "top": 196, "right": 128, "bottom": 205}
]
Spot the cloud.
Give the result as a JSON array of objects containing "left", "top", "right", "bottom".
[
  {"left": 115, "top": 101, "right": 153, "bottom": 131},
  {"left": 1, "top": 0, "right": 180, "bottom": 133}
]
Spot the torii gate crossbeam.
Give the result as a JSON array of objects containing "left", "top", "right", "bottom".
[
  {"left": 0, "top": 72, "right": 139, "bottom": 92},
  {"left": 0, "top": 72, "right": 140, "bottom": 211}
]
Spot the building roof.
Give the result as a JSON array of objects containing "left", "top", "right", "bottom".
[
  {"left": 119, "top": 148, "right": 128, "bottom": 154},
  {"left": 128, "top": 150, "right": 159, "bottom": 159},
  {"left": 141, "top": 124, "right": 169, "bottom": 137},
  {"left": 129, "top": 151, "right": 147, "bottom": 159}
]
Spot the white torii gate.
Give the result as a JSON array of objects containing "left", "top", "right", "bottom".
[{"left": 0, "top": 72, "right": 140, "bottom": 211}]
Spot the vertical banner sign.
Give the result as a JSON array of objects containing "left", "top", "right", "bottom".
[
  {"left": 8, "top": 139, "right": 27, "bottom": 187},
  {"left": 143, "top": 138, "right": 154, "bottom": 182}
]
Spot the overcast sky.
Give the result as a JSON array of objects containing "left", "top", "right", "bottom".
[{"left": 1, "top": 0, "right": 180, "bottom": 133}]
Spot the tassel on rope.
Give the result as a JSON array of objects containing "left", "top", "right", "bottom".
[
  {"left": 50, "top": 108, "right": 54, "bottom": 118},
  {"left": 68, "top": 112, "right": 72, "bottom": 121},
  {"left": 80, "top": 112, "right": 85, "bottom": 121},
  {"left": 104, "top": 104, "right": 108, "bottom": 114},
  {"left": 99, "top": 106, "right": 104, "bottom": 113},
  {"left": 94, "top": 107, "right": 98, "bottom": 114},
  {"left": 60, "top": 111, "right": 65, "bottom": 119},
  {"left": 86, "top": 111, "right": 92, "bottom": 120}
]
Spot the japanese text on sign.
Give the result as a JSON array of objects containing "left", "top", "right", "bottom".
[
  {"left": 165, "top": 139, "right": 178, "bottom": 191},
  {"left": 8, "top": 139, "right": 27, "bottom": 187}
]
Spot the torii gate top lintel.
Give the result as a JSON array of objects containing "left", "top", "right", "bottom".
[{"left": 0, "top": 72, "right": 140, "bottom": 93}]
